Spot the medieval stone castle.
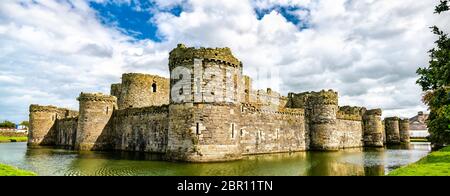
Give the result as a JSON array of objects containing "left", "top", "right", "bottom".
[{"left": 28, "top": 44, "right": 410, "bottom": 162}]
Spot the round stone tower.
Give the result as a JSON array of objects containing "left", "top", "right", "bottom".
[
  {"left": 308, "top": 90, "right": 340, "bottom": 151},
  {"left": 384, "top": 117, "right": 400, "bottom": 144},
  {"left": 117, "top": 73, "right": 169, "bottom": 109},
  {"left": 75, "top": 93, "right": 117, "bottom": 151},
  {"left": 166, "top": 43, "right": 243, "bottom": 162},
  {"left": 399, "top": 118, "right": 410, "bottom": 143},
  {"left": 362, "top": 109, "right": 384, "bottom": 147},
  {"left": 28, "top": 104, "right": 58, "bottom": 146}
]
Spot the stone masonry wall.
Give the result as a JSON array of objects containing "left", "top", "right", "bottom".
[
  {"left": 117, "top": 73, "right": 169, "bottom": 109},
  {"left": 28, "top": 105, "right": 58, "bottom": 146},
  {"left": 362, "top": 109, "right": 383, "bottom": 147},
  {"left": 75, "top": 93, "right": 117, "bottom": 151},
  {"left": 166, "top": 103, "right": 200, "bottom": 161},
  {"left": 292, "top": 90, "right": 340, "bottom": 151},
  {"left": 336, "top": 119, "right": 363, "bottom": 148},
  {"left": 384, "top": 117, "right": 400, "bottom": 144},
  {"left": 336, "top": 106, "right": 364, "bottom": 148},
  {"left": 28, "top": 105, "right": 79, "bottom": 146},
  {"left": 55, "top": 117, "right": 78, "bottom": 147},
  {"left": 110, "top": 106, "right": 169, "bottom": 153},
  {"left": 166, "top": 103, "right": 242, "bottom": 162},
  {"left": 240, "top": 105, "right": 308, "bottom": 154},
  {"left": 399, "top": 118, "right": 410, "bottom": 143},
  {"left": 110, "top": 83, "right": 122, "bottom": 98}
]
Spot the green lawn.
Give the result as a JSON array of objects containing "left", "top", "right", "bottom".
[
  {"left": 0, "top": 136, "right": 28, "bottom": 142},
  {"left": 0, "top": 163, "right": 36, "bottom": 176},
  {"left": 388, "top": 146, "right": 450, "bottom": 176}
]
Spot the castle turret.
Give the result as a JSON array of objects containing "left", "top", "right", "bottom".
[
  {"left": 116, "top": 73, "right": 169, "bottom": 109},
  {"left": 384, "top": 117, "right": 400, "bottom": 144},
  {"left": 288, "top": 90, "right": 339, "bottom": 150},
  {"left": 75, "top": 93, "right": 117, "bottom": 151},
  {"left": 28, "top": 105, "right": 58, "bottom": 146},
  {"left": 362, "top": 109, "right": 383, "bottom": 147},
  {"left": 308, "top": 90, "right": 339, "bottom": 150},
  {"left": 166, "top": 44, "right": 243, "bottom": 162},
  {"left": 110, "top": 83, "right": 121, "bottom": 98},
  {"left": 399, "top": 118, "right": 410, "bottom": 143}
]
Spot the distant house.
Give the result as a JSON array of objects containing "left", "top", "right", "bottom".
[
  {"left": 409, "top": 111, "right": 429, "bottom": 138},
  {"left": 0, "top": 125, "right": 28, "bottom": 133}
]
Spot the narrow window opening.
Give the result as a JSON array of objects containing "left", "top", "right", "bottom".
[
  {"left": 106, "top": 106, "right": 109, "bottom": 114},
  {"left": 196, "top": 78, "right": 201, "bottom": 94},
  {"left": 240, "top": 129, "right": 243, "bottom": 137},
  {"left": 231, "top": 123, "right": 235, "bottom": 139},
  {"left": 152, "top": 83, "right": 157, "bottom": 92},
  {"left": 196, "top": 123, "right": 200, "bottom": 135}
]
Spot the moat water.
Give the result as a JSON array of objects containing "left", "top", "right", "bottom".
[{"left": 0, "top": 142, "right": 431, "bottom": 176}]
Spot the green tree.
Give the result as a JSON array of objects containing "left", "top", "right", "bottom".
[
  {"left": 416, "top": 0, "right": 450, "bottom": 147},
  {"left": 0, "top": 120, "right": 16, "bottom": 128},
  {"left": 19, "top": 121, "right": 29, "bottom": 128}
]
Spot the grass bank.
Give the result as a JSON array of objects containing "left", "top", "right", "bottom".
[
  {"left": 410, "top": 138, "right": 428, "bottom": 142},
  {"left": 388, "top": 146, "right": 450, "bottom": 176},
  {"left": 0, "top": 163, "right": 36, "bottom": 176},
  {"left": 0, "top": 136, "right": 27, "bottom": 142}
]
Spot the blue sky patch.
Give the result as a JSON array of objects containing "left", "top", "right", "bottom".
[
  {"left": 255, "top": 5, "right": 311, "bottom": 30},
  {"left": 89, "top": 1, "right": 163, "bottom": 41},
  {"left": 89, "top": 1, "right": 309, "bottom": 41}
]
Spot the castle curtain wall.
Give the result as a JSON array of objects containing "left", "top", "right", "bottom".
[
  {"left": 240, "top": 107, "right": 308, "bottom": 155},
  {"left": 336, "top": 119, "right": 364, "bottom": 148},
  {"left": 110, "top": 106, "right": 169, "bottom": 153},
  {"left": 55, "top": 118, "right": 78, "bottom": 147}
]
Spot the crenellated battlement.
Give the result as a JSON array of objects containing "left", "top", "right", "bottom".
[
  {"left": 242, "top": 103, "right": 305, "bottom": 116},
  {"left": 29, "top": 105, "right": 78, "bottom": 118},
  {"left": 385, "top": 116, "right": 400, "bottom": 121},
  {"left": 77, "top": 92, "right": 117, "bottom": 103},
  {"left": 168, "top": 43, "right": 241, "bottom": 70},
  {"left": 29, "top": 104, "right": 59, "bottom": 113},
  {"left": 337, "top": 106, "right": 365, "bottom": 121},
  {"left": 288, "top": 89, "right": 338, "bottom": 108},
  {"left": 399, "top": 118, "right": 409, "bottom": 123},
  {"left": 364, "top": 108, "right": 382, "bottom": 116},
  {"left": 122, "top": 73, "right": 167, "bottom": 82}
]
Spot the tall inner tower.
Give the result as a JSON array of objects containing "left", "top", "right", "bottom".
[{"left": 166, "top": 44, "right": 244, "bottom": 162}]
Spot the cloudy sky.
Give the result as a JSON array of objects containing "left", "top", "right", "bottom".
[{"left": 1, "top": 0, "right": 449, "bottom": 123}]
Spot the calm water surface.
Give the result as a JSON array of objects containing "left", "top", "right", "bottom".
[{"left": 0, "top": 142, "right": 431, "bottom": 176}]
